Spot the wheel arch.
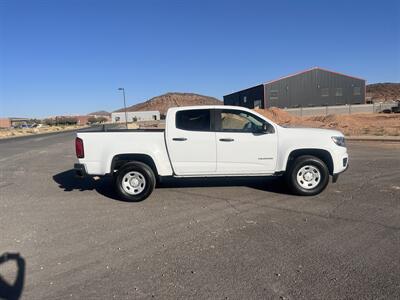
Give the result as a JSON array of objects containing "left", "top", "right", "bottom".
[
  {"left": 286, "top": 148, "right": 334, "bottom": 175},
  {"left": 110, "top": 153, "right": 158, "bottom": 177}
]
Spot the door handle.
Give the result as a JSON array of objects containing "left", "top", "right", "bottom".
[
  {"left": 172, "top": 137, "right": 187, "bottom": 141},
  {"left": 219, "top": 138, "right": 234, "bottom": 142}
]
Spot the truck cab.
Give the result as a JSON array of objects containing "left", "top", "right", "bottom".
[{"left": 165, "top": 107, "right": 277, "bottom": 175}]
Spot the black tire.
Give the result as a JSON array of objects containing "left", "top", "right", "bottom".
[
  {"left": 115, "top": 161, "right": 156, "bottom": 202},
  {"left": 286, "top": 155, "right": 329, "bottom": 196}
]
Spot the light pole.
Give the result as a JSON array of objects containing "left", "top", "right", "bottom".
[{"left": 118, "top": 88, "right": 128, "bottom": 128}]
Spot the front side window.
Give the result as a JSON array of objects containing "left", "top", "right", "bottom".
[
  {"left": 353, "top": 87, "right": 361, "bottom": 95},
  {"left": 218, "top": 109, "right": 273, "bottom": 133},
  {"left": 176, "top": 109, "right": 211, "bottom": 131},
  {"left": 336, "top": 88, "right": 343, "bottom": 96}
]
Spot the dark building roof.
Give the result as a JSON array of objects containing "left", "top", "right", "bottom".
[{"left": 264, "top": 67, "right": 365, "bottom": 85}]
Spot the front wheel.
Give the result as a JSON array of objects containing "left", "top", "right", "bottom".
[
  {"left": 115, "top": 161, "right": 156, "bottom": 202},
  {"left": 286, "top": 155, "right": 329, "bottom": 196}
]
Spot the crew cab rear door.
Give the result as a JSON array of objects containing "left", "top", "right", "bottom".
[
  {"left": 215, "top": 109, "right": 277, "bottom": 174},
  {"left": 166, "top": 109, "right": 216, "bottom": 175}
]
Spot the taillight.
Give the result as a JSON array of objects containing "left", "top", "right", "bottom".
[{"left": 75, "top": 137, "right": 84, "bottom": 158}]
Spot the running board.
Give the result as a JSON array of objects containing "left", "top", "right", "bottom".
[{"left": 173, "top": 173, "right": 275, "bottom": 178}]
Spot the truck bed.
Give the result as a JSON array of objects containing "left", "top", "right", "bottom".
[{"left": 76, "top": 129, "right": 172, "bottom": 176}]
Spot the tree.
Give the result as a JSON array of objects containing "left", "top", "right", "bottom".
[
  {"left": 43, "top": 117, "right": 77, "bottom": 126},
  {"left": 97, "top": 116, "right": 108, "bottom": 123},
  {"left": 88, "top": 116, "right": 97, "bottom": 124},
  {"left": 28, "top": 118, "right": 41, "bottom": 125},
  {"left": 43, "top": 118, "right": 55, "bottom": 126}
]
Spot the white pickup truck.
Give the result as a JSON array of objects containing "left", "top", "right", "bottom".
[{"left": 74, "top": 106, "right": 348, "bottom": 201}]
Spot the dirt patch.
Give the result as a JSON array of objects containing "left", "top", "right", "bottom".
[
  {"left": 255, "top": 108, "right": 301, "bottom": 124},
  {"left": 255, "top": 108, "right": 400, "bottom": 136},
  {"left": 0, "top": 125, "right": 86, "bottom": 139}
]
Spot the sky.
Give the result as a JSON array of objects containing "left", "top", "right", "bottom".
[{"left": 0, "top": 0, "right": 399, "bottom": 118}]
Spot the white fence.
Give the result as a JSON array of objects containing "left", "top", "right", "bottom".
[{"left": 284, "top": 102, "right": 397, "bottom": 117}]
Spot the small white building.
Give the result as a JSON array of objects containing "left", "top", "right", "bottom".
[{"left": 111, "top": 111, "right": 160, "bottom": 123}]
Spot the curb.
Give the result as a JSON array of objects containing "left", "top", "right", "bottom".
[{"left": 346, "top": 136, "right": 400, "bottom": 142}]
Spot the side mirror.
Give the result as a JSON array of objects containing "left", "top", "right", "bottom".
[
  {"left": 262, "top": 123, "right": 268, "bottom": 132},
  {"left": 253, "top": 123, "right": 269, "bottom": 134}
]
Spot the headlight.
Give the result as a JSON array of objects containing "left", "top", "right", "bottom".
[{"left": 331, "top": 136, "right": 346, "bottom": 147}]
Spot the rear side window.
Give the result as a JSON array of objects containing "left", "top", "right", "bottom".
[{"left": 176, "top": 109, "right": 211, "bottom": 131}]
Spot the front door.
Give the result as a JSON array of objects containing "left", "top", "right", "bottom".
[{"left": 215, "top": 109, "right": 277, "bottom": 174}]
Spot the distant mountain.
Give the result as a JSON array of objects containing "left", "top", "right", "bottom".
[
  {"left": 87, "top": 110, "right": 111, "bottom": 116},
  {"left": 114, "top": 92, "right": 222, "bottom": 115},
  {"left": 366, "top": 83, "right": 400, "bottom": 102}
]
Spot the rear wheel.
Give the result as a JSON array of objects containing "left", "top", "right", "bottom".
[
  {"left": 115, "top": 161, "right": 156, "bottom": 201},
  {"left": 286, "top": 155, "right": 329, "bottom": 196}
]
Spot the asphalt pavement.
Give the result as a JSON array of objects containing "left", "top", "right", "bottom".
[{"left": 0, "top": 131, "right": 399, "bottom": 299}]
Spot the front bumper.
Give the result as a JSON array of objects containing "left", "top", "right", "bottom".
[
  {"left": 332, "top": 159, "right": 349, "bottom": 183},
  {"left": 331, "top": 146, "right": 349, "bottom": 173},
  {"left": 74, "top": 163, "right": 87, "bottom": 178}
]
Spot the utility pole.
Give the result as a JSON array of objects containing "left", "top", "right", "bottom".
[{"left": 118, "top": 88, "right": 128, "bottom": 128}]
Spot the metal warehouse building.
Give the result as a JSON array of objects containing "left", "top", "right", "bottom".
[{"left": 224, "top": 67, "right": 366, "bottom": 109}]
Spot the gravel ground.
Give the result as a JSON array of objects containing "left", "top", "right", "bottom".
[{"left": 0, "top": 131, "right": 399, "bottom": 299}]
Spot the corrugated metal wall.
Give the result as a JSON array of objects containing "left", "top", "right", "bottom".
[
  {"left": 224, "top": 68, "right": 365, "bottom": 109},
  {"left": 223, "top": 85, "right": 264, "bottom": 109},
  {"left": 264, "top": 69, "right": 365, "bottom": 108}
]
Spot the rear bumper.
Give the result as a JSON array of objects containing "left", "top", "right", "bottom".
[{"left": 74, "top": 163, "right": 87, "bottom": 178}]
